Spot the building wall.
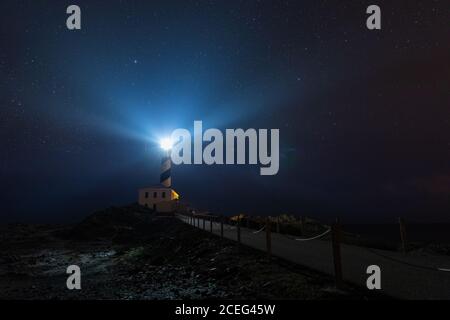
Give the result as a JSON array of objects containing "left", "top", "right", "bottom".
[{"left": 138, "top": 187, "right": 179, "bottom": 212}]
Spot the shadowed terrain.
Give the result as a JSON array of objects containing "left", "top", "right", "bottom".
[{"left": 0, "top": 205, "right": 378, "bottom": 300}]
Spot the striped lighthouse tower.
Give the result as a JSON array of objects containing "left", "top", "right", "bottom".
[{"left": 160, "top": 150, "right": 172, "bottom": 188}]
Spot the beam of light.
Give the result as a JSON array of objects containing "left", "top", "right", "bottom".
[{"left": 160, "top": 137, "right": 173, "bottom": 150}]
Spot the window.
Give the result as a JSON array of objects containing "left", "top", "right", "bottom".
[
  {"left": 145, "top": 192, "right": 149, "bottom": 198},
  {"left": 153, "top": 192, "right": 157, "bottom": 198},
  {"left": 162, "top": 191, "right": 166, "bottom": 198}
]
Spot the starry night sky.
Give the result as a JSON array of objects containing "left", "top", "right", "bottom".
[{"left": 1, "top": 0, "right": 449, "bottom": 223}]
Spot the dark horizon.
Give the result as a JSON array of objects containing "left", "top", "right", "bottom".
[{"left": 1, "top": 0, "right": 449, "bottom": 224}]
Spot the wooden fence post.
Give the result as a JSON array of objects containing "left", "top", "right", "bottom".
[
  {"left": 266, "top": 218, "right": 272, "bottom": 257},
  {"left": 203, "top": 217, "right": 205, "bottom": 230},
  {"left": 300, "top": 216, "right": 305, "bottom": 236},
  {"left": 276, "top": 216, "right": 280, "bottom": 233},
  {"left": 210, "top": 216, "right": 213, "bottom": 232},
  {"left": 197, "top": 216, "right": 200, "bottom": 228},
  {"left": 237, "top": 218, "right": 241, "bottom": 244},
  {"left": 331, "top": 218, "right": 343, "bottom": 289},
  {"left": 220, "top": 216, "right": 224, "bottom": 239},
  {"left": 399, "top": 217, "right": 407, "bottom": 253}
]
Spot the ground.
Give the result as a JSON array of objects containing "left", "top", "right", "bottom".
[{"left": 0, "top": 205, "right": 381, "bottom": 300}]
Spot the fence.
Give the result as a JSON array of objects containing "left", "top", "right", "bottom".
[
  {"left": 176, "top": 212, "right": 450, "bottom": 296},
  {"left": 178, "top": 212, "right": 345, "bottom": 288}
]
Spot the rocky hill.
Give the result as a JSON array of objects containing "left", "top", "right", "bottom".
[{"left": 0, "top": 205, "right": 380, "bottom": 300}]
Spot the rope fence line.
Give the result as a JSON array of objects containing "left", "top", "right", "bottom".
[
  {"left": 181, "top": 214, "right": 333, "bottom": 244},
  {"left": 289, "top": 228, "right": 331, "bottom": 241},
  {"left": 252, "top": 225, "right": 266, "bottom": 234}
]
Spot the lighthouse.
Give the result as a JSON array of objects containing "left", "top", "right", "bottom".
[
  {"left": 138, "top": 138, "right": 180, "bottom": 213},
  {"left": 160, "top": 149, "right": 171, "bottom": 188}
]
